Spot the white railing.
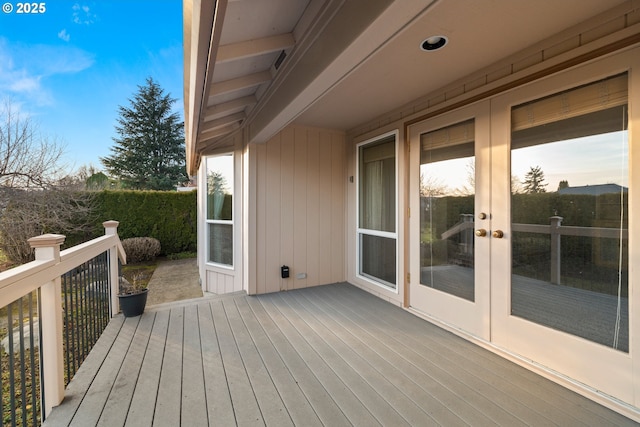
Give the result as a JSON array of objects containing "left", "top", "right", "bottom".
[
  {"left": 440, "top": 214, "right": 628, "bottom": 286},
  {"left": 513, "top": 216, "right": 627, "bottom": 285},
  {"left": 0, "top": 220, "right": 126, "bottom": 419}
]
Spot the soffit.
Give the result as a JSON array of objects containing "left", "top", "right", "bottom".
[
  {"left": 191, "top": 0, "right": 315, "bottom": 162},
  {"left": 186, "top": 0, "right": 630, "bottom": 174},
  {"left": 295, "top": 0, "right": 631, "bottom": 130}
]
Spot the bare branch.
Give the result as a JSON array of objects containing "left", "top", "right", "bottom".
[{"left": 0, "top": 99, "right": 67, "bottom": 190}]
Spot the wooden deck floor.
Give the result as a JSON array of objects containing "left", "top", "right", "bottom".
[{"left": 43, "top": 283, "right": 635, "bottom": 426}]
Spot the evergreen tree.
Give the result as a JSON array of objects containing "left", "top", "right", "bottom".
[
  {"left": 557, "top": 180, "right": 569, "bottom": 191},
  {"left": 523, "top": 165, "right": 547, "bottom": 193},
  {"left": 101, "top": 77, "right": 187, "bottom": 190}
]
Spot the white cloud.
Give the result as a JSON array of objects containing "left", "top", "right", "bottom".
[
  {"left": 9, "top": 73, "right": 41, "bottom": 93},
  {"left": 0, "top": 38, "right": 94, "bottom": 106},
  {"left": 72, "top": 3, "right": 98, "bottom": 25},
  {"left": 58, "top": 29, "right": 71, "bottom": 42}
]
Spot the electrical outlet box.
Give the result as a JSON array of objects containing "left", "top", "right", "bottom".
[{"left": 281, "top": 265, "right": 290, "bottom": 278}]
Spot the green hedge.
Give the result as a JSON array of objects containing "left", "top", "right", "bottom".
[{"left": 93, "top": 190, "right": 197, "bottom": 255}]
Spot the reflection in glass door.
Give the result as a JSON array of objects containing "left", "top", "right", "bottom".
[
  {"left": 420, "top": 120, "right": 475, "bottom": 302},
  {"left": 510, "top": 74, "right": 628, "bottom": 351}
]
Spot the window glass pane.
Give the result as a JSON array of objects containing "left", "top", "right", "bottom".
[
  {"left": 206, "top": 155, "right": 233, "bottom": 221},
  {"left": 420, "top": 120, "right": 475, "bottom": 302},
  {"left": 511, "top": 75, "right": 628, "bottom": 352},
  {"left": 359, "top": 136, "right": 395, "bottom": 232},
  {"left": 208, "top": 223, "right": 233, "bottom": 265},
  {"left": 359, "top": 234, "right": 396, "bottom": 286}
]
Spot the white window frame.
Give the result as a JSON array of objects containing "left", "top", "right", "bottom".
[
  {"left": 205, "top": 153, "right": 234, "bottom": 269},
  {"left": 356, "top": 130, "right": 399, "bottom": 292}
]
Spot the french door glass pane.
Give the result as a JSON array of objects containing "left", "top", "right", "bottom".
[
  {"left": 510, "top": 77, "right": 628, "bottom": 352},
  {"left": 208, "top": 223, "right": 233, "bottom": 265},
  {"left": 420, "top": 120, "right": 475, "bottom": 302}
]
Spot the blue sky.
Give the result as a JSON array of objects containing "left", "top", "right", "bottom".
[{"left": 0, "top": 1, "right": 183, "bottom": 173}]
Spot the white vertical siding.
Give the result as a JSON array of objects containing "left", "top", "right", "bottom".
[
  {"left": 249, "top": 125, "right": 346, "bottom": 294},
  {"left": 206, "top": 270, "right": 236, "bottom": 294}
]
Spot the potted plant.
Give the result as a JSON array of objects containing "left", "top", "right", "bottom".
[
  {"left": 118, "top": 237, "right": 161, "bottom": 317},
  {"left": 118, "top": 274, "right": 149, "bottom": 317}
]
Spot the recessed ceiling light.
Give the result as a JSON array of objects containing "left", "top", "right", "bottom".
[{"left": 420, "top": 35, "right": 448, "bottom": 51}]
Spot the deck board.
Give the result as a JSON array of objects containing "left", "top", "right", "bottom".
[
  {"left": 125, "top": 310, "right": 169, "bottom": 427},
  {"left": 334, "top": 284, "right": 625, "bottom": 426},
  {"left": 43, "top": 283, "right": 637, "bottom": 426},
  {"left": 181, "top": 304, "right": 208, "bottom": 426},
  {"left": 234, "top": 297, "right": 322, "bottom": 427},
  {"left": 211, "top": 300, "right": 264, "bottom": 426},
  {"left": 280, "top": 291, "right": 426, "bottom": 426},
  {"left": 244, "top": 295, "right": 349, "bottom": 426},
  {"left": 304, "top": 286, "right": 511, "bottom": 426},
  {"left": 152, "top": 307, "right": 184, "bottom": 427},
  {"left": 97, "top": 312, "right": 154, "bottom": 427},
  {"left": 256, "top": 293, "right": 379, "bottom": 426},
  {"left": 271, "top": 291, "right": 410, "bottom": 426},
  {"left": 70, "top": 316, "right": 140, "bottom": 427},
  {"left": 197, "top": 301, "right": 236, "bottom": 426},
  {"left": 42, "top": 316, "right": 125, "bottom": 426}
]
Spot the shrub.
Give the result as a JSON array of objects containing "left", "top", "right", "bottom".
[
  {"left": 93, "top": 190, "right": 197, "bottom": 255},
  {"left": 122, "top": 237, "right": 161, "bottom": 263}
]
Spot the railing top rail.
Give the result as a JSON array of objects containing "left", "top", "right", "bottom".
[
  {"left": 0, "top": 259, "right": 57, "bottom": 308},
  {"left": 441, "top": 221, "right": 474, "bottom": 240},
  {"left": 116, "top": 238, "right": 127, "bottom": 265},
  {"left": 513, "top": 223, "right": 628, "bottom": 239},
  {"left": 0, "top": 232, "right": 125, "bottom": 308},
  {"left": 60, "top": 234, "right": 124, "bottom": 266}
]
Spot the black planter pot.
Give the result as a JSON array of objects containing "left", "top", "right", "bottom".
[{"left": 118, "top": 288, "right": 149, "bottom": 317}]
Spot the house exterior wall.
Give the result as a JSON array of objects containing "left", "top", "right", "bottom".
[{"left": 247, "top": 125, "right": 346, "bottom": 294}]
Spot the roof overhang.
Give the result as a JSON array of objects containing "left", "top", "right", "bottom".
[{"left": 184, "top": 0, "right": 633, "bottom": 176}]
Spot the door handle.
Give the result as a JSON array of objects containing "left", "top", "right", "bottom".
[
  {"left": 475, "top": 229, "right": 487, "bottom": 237},
  {"left": 492, "top": 230, "right": 504, "bottom": 238}
]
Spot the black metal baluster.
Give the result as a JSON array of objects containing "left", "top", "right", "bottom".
[
  {"left": 69, "top": 271, "right": 77, "bottom": 383},
  {"left": 8, "top": 301, "right": 16, "bottom": 426},
  {"left": 28, "top": 292, "right": 37, "bottom": 427},
  {"left": 38, "top": 289, "right": 45, "bottom": 423},
  {"left": 18, "top": 298, "right": 27, "bottom": 427}
]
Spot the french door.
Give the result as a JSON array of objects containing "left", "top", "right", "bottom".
[
  {"left": 409, "top": 49, "right": 638, "bottom": 405},
  {"left": 409, "top": 101, "right": 491, "bottom": 340}
]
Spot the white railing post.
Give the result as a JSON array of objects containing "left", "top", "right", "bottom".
[
  {"left": 28, "top": 234, "right": 66, "bottom": 417},
  {"left": 550, "top": 216, "right": 563, "bottom": 285},
  {"left": 103, "top": 221, "right": 121, "bottom": 317}
]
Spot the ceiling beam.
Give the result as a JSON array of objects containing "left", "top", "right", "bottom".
[
  {"left": 201, "top": 112, "right": 246, "bottom": 133},
  {"left": 209, "top": 71, "right": 272, "bottom": 98},
  {"left": 198, "top": 122, "right": 241, "bottom": 145},
  {"left": 204, "top": 95, "right": 257, "bottom": 121},
  {"left": 217, "top": 33, "right": 295, "bottom": 63}
]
